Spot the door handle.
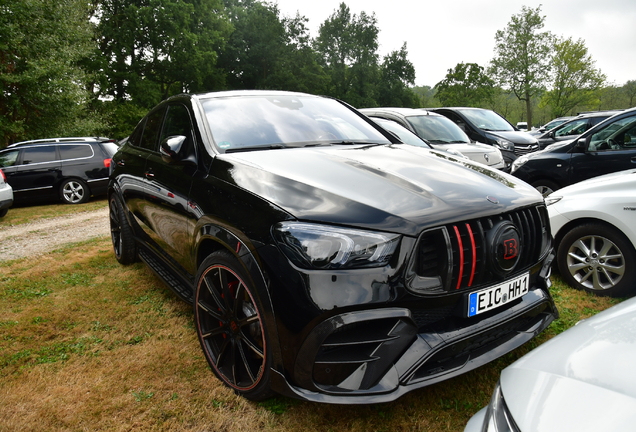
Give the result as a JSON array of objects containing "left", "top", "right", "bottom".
[{"left": 145, "top": 170, "right": 155, "bottom": 179}]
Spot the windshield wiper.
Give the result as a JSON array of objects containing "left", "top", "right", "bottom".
[{"left": 224, "top": 144, "right": 288, "bottom": 153}]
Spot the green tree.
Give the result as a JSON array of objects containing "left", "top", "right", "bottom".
[
  {"left": 93, "top": 0, "right": 230, "bottom": 105},
  {"left": 434, "top": 63, "right": 495, "bottom": 107},
  {"left": 0, "top": 0, "right": 99, "bottom": 146},
  {"left": 542, "top": 37, "right": 606, "bottom": 117},
  {"left": 376, "top": 43, "right": 419, "bottom": 107},
  {"left": 314, "top": 3, "right": 380, "bottom": 106},
  {"left": 490, "top": 5, "right": 553, "bottom": 128},
  {"left": 623, "top": 80, "right": 636, "bottom": 107}
]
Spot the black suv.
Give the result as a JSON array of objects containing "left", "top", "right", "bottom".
[
  {"left": 428, "top": 107, "right": 540, "bottom": 168},
  {"left": 535, "top": 111, "right": 620, "bottom": 149},
  {"left": 0, "top": 137, "right": 118, "bottom": 204},
  {"left": 109, "top": 90, "right": 557, "bottom": 404},
  {"left": 512, "top": 107, "right": 636, "bottom": 196}
]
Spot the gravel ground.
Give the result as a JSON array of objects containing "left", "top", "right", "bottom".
[{"left": 0, "top": 207, "right": 110, "bottom": 261}]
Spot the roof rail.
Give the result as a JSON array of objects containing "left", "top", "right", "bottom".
[{"left": 8, "top": 137, "right": 114, "bottom": 148}]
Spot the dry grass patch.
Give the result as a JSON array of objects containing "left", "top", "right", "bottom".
[
  {"left": 1, "top": 198, "right": 108, "bottom": 227},
  {"left": 0, "top": 237, "right": 624, "bottom": 432}
]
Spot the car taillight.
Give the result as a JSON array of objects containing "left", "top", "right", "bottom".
[
  {"left": 104, "top": 158, "right": 112, "bottom": 168},
  {"left": 0, "top": 169, "right": 5, "bottom": 181}
]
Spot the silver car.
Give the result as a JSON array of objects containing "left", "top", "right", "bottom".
[
  {"left": 465, "top": 296, "right": 636, "bottom": 432},
  {"left": 0, "top": 168, "right": 13, "bottom": 217},
  {"left": 360, "top": 107, "right": 506, "bottom": 170}
]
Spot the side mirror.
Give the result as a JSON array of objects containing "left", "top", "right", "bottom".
[
  {"left": 574, "top": 137, "right": 587, "bottom": 152},
  {"left": 548, "top": 131, "right": 555, "bottom": 139},
  {"left": 160, "top": 135, "right": 187, "bottom": 163}
]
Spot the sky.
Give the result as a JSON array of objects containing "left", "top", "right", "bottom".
[{"left": 273, "top": 0, "right": 636, "bottom": 88}]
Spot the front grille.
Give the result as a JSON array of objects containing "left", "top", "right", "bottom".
[
  {"left": 514, "top": 144, "right": 539, "bottom": 155},
  {"left": 409, "top": 205, "right": 550, "bottom": 294}
]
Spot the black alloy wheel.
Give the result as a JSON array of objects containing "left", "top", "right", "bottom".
[
  {"left": 60, "top": 178, "right": 89, "bottom": 204},
  {"left": 194, "top": 251, "right": 273, "bottom": 400},
  {"left": 557, "top": 222, "right": 636, "bottom": 297},
  {"left": 109, "top": 195, "right": 138, "bottom": 264}
]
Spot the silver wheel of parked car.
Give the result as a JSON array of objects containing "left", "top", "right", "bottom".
[
  {"left": 557, "top": 223, "right": 636, "bottom": 297},
  {"left": 531, "top": 179, "right": 559, "bottom": 198},
  {"left": 60, "top": 179, "right": 89, "bottom": 204},
  {"left": 194, "top": 251, "right": 274, "bottom": 401}
]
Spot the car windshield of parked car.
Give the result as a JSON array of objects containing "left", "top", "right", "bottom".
[
  {"left": 589, "top": 114, "right": 636, "bottom": 151},
  {"left": 554, "top": 119, "right": 588, "bottom": 137},
  {"left": 458, "top": 109, "right": 514, "bottom": 132},
  {"left": 407, "top": 115, "right": 470, "bottom": 144},
  {"left": 202, "top": 95, "right": 391, "bottom": 152},
  {"left": 372, "top": 118, "right": 430, "bottom": 147}
]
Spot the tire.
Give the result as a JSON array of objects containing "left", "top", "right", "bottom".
[
  {"left": 0, "top": 208, "right": 7, "bottom": 218},
  {"left": 557, "top": 222, "right": 636, "bottom": 297},
  {"left": 109, "top": 195, "right": 138, "bottom": 264},
  {"left": 60, "top": 179, "right": 89, "bottom": 204},
  {"left": 531, "top": 179, "right": 559, "bottom": 197},
  {"left": 194, "top": 251, "right": 274, "bottom": 401}
]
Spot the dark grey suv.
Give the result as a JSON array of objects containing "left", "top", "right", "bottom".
[{"left": 0, "top": 137, "right": 118, "bottom": 204}]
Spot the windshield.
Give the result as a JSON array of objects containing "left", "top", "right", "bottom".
[
  {"left": 458, "top": 109, "right": 514, "bottom": 132},
  {"left": 407, "top": 115, "right": 470, "bottom": 144},
  {"left": 554, "top": 119, "right": 588, "bottom": 137},
  {"left": 372, "top": 118, "right": 430, "bottom": 147},
  {"left": 202, "top": 95, "right": 391, "bottom": 152}
]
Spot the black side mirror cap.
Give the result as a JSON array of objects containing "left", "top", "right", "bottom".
[{"left": 160, "top": 135, "right": 187, "bottom": 163}]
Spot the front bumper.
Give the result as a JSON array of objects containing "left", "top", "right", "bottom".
[{"left": 272, "top": 279, "right": 557, "bottom": 404}]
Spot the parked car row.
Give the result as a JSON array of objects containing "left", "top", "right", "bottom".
[{"left": 0, "top": 137, "right": 119, "bottom": 205}]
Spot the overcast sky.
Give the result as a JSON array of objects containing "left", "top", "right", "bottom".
[{"left": 273, "top": 0, "right": 636, "bottom": 88}]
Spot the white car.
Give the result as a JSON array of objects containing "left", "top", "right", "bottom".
[
  {"left": 546, "top": 169, "right": 636, "bottom": 297},
  {"left": 465, "top": 295, "right": 636, "bottom": 432},
  {"left": 0, "top": 168, "right": 13, "bottom": 217},
  {"left": 360, "top": 107, "right": 507, "bottom": 170}
]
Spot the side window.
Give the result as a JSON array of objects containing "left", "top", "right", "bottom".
[
  {"left": 21, "top": 146, "right": 57, "bottom": 164},
  {"left": 139, "top": 107, "right": 166, "bottom": 151},
  {"left": 0, "top": 150, "right": 19, "bottom": 167},
  {"left": 555, "top": 119, "right": 587, "bottom": 137},
  {"left": 127, "top": 118, "right": 146, "bottom": 148},
  {"left": 160, "top": 104, "right": 196, "bottom": 159},
  {"left": 59, "top": 144, "right": 93, "bottom": 160},
  {"left": 589, "top": 114, "right": 636, "bottom": 151}
]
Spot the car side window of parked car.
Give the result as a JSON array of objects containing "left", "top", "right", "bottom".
[
  {"left": 159, "top": 104, "right": 197, "bottom": 160},
  {"left": 21, "top": 146, "right": 57, "bottom": 165},
  {"left": 588, "top": 114, "right": 636, "bottom": 151},
  {"left": 0, "top": 149, "right": 19, "bottom": 167},
  {"left": 139, "top": 108, "right": 166, "bottom": 151},
  {"left": 59, "top": 144, "right": 94, "bottom": 160}
]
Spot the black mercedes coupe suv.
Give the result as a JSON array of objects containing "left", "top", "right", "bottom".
[{"left": 108, "top": 90, "right": 557, "bottom": 403}]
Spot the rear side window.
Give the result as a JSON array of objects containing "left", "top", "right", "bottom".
[
  {"left": 139, "top": 108, "right": 166, "bottom": 151},
  {"left": 59, "top": 144, "right": 93, "bottom": 160},
  {"left": 21, "top": 146, "right": 57, "bottom": 164},
  {"left": 0, "top": 150, "right": 19, "bottom": 167}
]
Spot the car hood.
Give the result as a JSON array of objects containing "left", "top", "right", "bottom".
[
  {"left": 488, "top": 130, "right": 538, "bottom": 145},
  {"left": 550, "top": 168, "right": 636, "bottom": 196},
  {"left": 501, "top": 297, "right": 636, "bottom": 431},
  {"left": 213, "top": 144, "right": 541, "bottom": 236}
]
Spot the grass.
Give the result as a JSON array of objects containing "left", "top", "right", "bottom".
[
  {"left": 0, "top": 204, "right": 623, "bottom": 431},
  {"left": 0, "top": 198, "right": 108, "bottom": 227}
]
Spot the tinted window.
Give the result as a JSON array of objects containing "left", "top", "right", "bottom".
[
  {"left": 21, "top": 146, "right": 57, "bottom": 164},
  {"left": 160, "top": 104, "right": 196, "bottom": 159},
  {"left": 0, "top": 150, "right": 19, "bottom": 167},
  {"left": 59, "top": 144, "right": 93, "bottom": 160},
  {"left": 139, "top": 108, "right": 166, "bottom": 151}
]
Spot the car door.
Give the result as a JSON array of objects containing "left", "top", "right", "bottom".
[
  {"left": 139, "top": 103, "right": 199, "bottom": 275},
  {"left": 569, "top": 113, "right": 636, "bottom": 185},
  {"left": 12, "top": 145, "right": 61, "bottom": 201}
]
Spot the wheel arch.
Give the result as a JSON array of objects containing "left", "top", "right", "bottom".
[
  {"left": 554, "top": 217, "right": 633, "bottom": 256},
  {"left": 194, "top": 224, "right": 285, "bottom": 373}
]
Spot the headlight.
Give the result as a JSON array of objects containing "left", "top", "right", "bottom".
[
  {"left": 481, "top": 381, "right": 520, "bottom": 432},
  {"left": 510, "top": 155, "right": 529, "bottom": 173},
  {"left": 544, "top": 196, "right": 562, "bottom": 206},
  {"left": 273, "top": 222, "right": 400, "bottom": 270},
  {"left": 487, "top": 134, "right": 515, "bottom": 151}
]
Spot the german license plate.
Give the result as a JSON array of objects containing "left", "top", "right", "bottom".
[{"left": 467, "top": 273, "right": 529, "bottom": 317}]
